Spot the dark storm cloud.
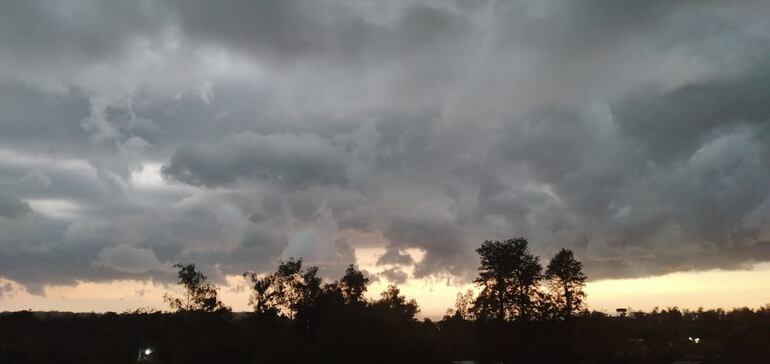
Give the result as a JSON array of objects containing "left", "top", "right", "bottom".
[
  {"left": 221, "top": 223, "right": 289, "bottom": 275},
  {"left": 471, "top": 68, "right": 770, "bottom": 278},
  {"left": 495, "top": 0, "right": 676, "bottom": 54},
  {"left": 383, "top": 217, "right": 475, "bottom": 279},
  {"left": 0, "top": 240, "right": 165, "bottom": 295},
  {"left": 0, "top": 0, "right": 165, "bottom": 68},
  {"left": 168, "top": 0, "right": 373, "bottom": 61},
  {"left": 380, "top": 267, "right": 408, "bottom": 284},
  {"left": 169, "top": 0, "right": 471, "bottom": 65},
  {"left": 162, "top": 132, "right": 350, "bottom": 189},
  {"left": 0, "top": 194, "right": 32, "bottom": 219},
  {"left": 585, "top": 240, "right": 770, "bottom": 279},
  {"left": 378, "top": 247, "right": 415, "bottom": 266},
  {"left": 613, "top": 67, "right": 770, "bottom": 164},
  {"left": 1, "top": 0, "right": 770, "bottom": 294}
]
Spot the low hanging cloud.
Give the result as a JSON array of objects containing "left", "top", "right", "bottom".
[
  {"left": 377, "top": 247, "right": 415, "bottom": 266},
  {"left": 380, "top": 267, "right": 409, "bottom": 285},
  {"left": 93, "top": 244, "right": 164, "bottom": 274},
  {"left": 162, "top": 132, "right": 350, "bottom": 189},
  {"left": 0, "top": 194, "right": 33, "bottom": 219},
  {"left": 0, "top": 0, "right": 770, "bottom": 296},
  {"left": 383, "top": 217, "right": 475, "bottom": 279}
]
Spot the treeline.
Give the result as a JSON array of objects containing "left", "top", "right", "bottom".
[
  {"left": 0, "top": 238, "right": 769, "bottom": 363},
  {"left": 159, "top": 238, "right": 587, "bottom": 324}
]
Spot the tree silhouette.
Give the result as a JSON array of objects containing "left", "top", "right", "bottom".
[
  {"left": 545, "top": 248, "right": 587, "bottom": 320},
  {"left": 532, "top": 287, "right": 560, "bottom": 321},
  {"left": 374, "top": 285, "right": 420, "bottom": 321},
  {"left": 244, "top": 258, "right": 305, "bottom": 317},
  {"left": 293, "top": 265, "right": 327, "bottom": 333},
  {"left": 474, "top": 238, "right": 542, "bottom": 321},
  {"left": 164, "top": 263, "right": 230, "bottom": 313},
  {"left": 243, "top": 257, "right": 327, "bottom": 320},
  {"left": 339, "top": 264, "right": 369, "bottom": 305}
]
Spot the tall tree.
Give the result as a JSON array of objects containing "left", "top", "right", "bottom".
[
  {"left": 339, "top": 264, "right": 369, "bottom": 305},
  {"left": 164, "top": 263, "right": 230, "bottom": 313},
  {"left": 474, "top": 238, "right": 543, "bottom": 321},
  {"left": 545, "top": 248, "right": 587, "bottom": 320}
]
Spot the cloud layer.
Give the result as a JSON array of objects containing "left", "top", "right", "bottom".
[{"left": 1, "top": 0, "right": 770, "bottom": 295}]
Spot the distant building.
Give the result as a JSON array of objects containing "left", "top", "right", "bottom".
[{"left": 616, "top": 308, "right": 628, "bottom": 317}]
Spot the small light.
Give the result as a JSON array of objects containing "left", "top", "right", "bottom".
[
  {"left": 144, "top": 348, "right": 153, "bottom": 355},
  {"left": 688, "top": 337, "right": 693, "bottom": 341},
  {"left": 693, "top": 338, "right": 700, "bottom": 344}
]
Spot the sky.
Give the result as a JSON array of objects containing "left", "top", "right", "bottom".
[{"left": 1, "top": 0, "right": 770, "bottom": 317}]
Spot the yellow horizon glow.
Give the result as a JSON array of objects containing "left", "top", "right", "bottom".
[
  {"left": 1, "top": 252, "right": 769, "bottom": 318},
  {"left": 586, "top": 262, "right": 770, "bottom": 312}
]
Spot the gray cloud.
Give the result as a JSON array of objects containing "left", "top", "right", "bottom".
[
  {"left": 0, "top": 0, "right": 769, "bottom": 295},
  {"left": 169, "top": 0, "right": 372, "bottom": 62},
  {"left": 380, "top": 267, "right": 408, "bottom": 284},
  {"left": 162, "top": 132, "right": 349, "bottom": 189},
  {"left": 21, "top": 169, "right": 52, "bottom": 188},
  {"left": 384, "top": 217, "right": 475, "bottom": 279},
  {"left": 0, "top": 0, "right": 166, "bottom": 81},
  {"left": 0, "top": 194, "right": 32, "bottom": 219},
  {"left": 377, "top": 247, "right": 415, "bottom": 266},
  {"left": 93, "top": 244, "right": 163, "bottom": 274}
]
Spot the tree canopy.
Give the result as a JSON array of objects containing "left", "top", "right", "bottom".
[
  {"left": 474, "top": 238, "right": 543, "bottom": 321},
  {"left": 545, "top": 248, "right": 587, "bottom": 320},
  {"left": 164, "top": 263, "right": 230, "bottom": 313}
]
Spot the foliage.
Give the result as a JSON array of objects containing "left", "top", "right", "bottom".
[
  {"left": 163, "top": 263, "right": 230, "bottom": 313},
  {"left": 242, "top": 258, "right": 325, "bottom": 318},
  {"left": 545, "top": 248, "right": 587, "bottom": 320},
  {"left": 445, "top": 289, "right": 476, "bottom": 320},
  {"left": 339, "top": 264, "right": 369, "bottom": 305},
  {"left": 474, "top": 238, "right": 543, "bottom": 321},
  {"left": 373, "top": 285, "right": 421, "bottom": 321}
]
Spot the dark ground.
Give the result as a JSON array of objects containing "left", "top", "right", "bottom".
[{"left": 1, "top": 307, "right": 768, "bottom": 364}]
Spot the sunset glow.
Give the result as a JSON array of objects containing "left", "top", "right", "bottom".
[{"left": 2, "top": 253, "right": 769, "bottom": 318}]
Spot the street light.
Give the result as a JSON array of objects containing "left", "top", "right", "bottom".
[{"left": 137, "top": 347, "right": 153, "bottom": 363}]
